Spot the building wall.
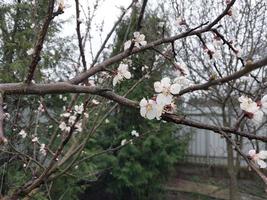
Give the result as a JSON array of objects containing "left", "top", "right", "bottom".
[{"left": 182, "top": 105, "right": 267, "bottom": 166}]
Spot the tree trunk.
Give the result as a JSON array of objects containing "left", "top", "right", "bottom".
[
  {"left": 226, "top": 140, "right": 241, "bottom": 200},
  {"left": 222, "top": 105, "right": 241, "bottom": 200}
]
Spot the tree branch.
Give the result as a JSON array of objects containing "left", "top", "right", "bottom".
[{"left": 25, "top": 0, "right": 63, "bottom": 84}]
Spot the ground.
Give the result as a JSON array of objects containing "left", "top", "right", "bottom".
[{"left": 164, "top": 163, "right": 267, "bottom": 200}]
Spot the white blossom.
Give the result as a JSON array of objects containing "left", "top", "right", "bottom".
[
  {"left": 124, "top": 40, "right": 132, "bottom": 51},
  {"left": 105, "top": 119, "right": 110, "bottom": 124},
  {"left": 18, "top": 129, "right": 27, "bottom": 138},
  {"left": 27, "top": 48, "right": 34, "bottom": 55},
  {"left": 145, "top": 74, "right": 150, "bottom": 79},
  {"left": 59, "top": 0, "right": 64, "bottom": 10},
  {"left": 32, "top": 136, "right": 39, "bottom": 143},
  {"left": 248, "top": 149, "right": 267, "bottom": 168},
  {"left": 141, "top": 65, "right": 149, "bottom": 72},
  {"left": 61, "top": 112, "right": 71, "bottom": 118},
  {"left": 139, "top": 98, "right": 163, "bottom": 120},
  {"left": 158, "top": 22, "right": 165, "bottom": 28},
  {"left": 124, "top": 32, "right": 147, "bottom": 50},
  {"left": 68, "top": 115, "right": 77, "bottom": 125},
  {"left": 74, "top": 103, "right": 84, "bottom": 114},
  {"left": 131, "top": 130, "right": 139, "bottom": 137},
  {"left": 154, "top": 77, "right": 181, "bottom": 105},
  {"left": 92, "top": 99, "right": 100, "bottom": 105},
  {"left": 59, "top": 122, "right": 71, "bottom": 132},
  {"left": 75, "top": 122, "right": 83, "bottom": 133},
  {"left": 1, "top": 137, "right": 8, "bottom": 144},
  {"left": 113, "top": 64, "right": 131, "bottom": 86},
  {"left": 89, "top": 80, "right": 95, "bottom": 86},
  {"left": 133, "top": 32, "right": 147, "bottom": 48},
  {"left": 239, "top": 96, "right": 264, "bottom": 125},
  {"left": 238, "top": 96, "right": 258, "bottom": 113},
  {"left": 39, "top": 143, "right": 46, "bottom": 156},
  {"left": 38, "top": 103, "right": 44, "bottom": 112},
  {"left": 121, "top": 139, "right": 127, "bottom": 146}
]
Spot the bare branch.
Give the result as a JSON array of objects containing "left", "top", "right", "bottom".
[{"left": 25, "top": 0, "right": 63, "bottom": 84}]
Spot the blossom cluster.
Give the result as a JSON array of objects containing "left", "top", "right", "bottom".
[
  {"left": 238, "top": 95, "right": 267, "bottom": 125},
  {"left": 248, "top": 149, "right": 267, "bottom": 168},
  {"left": 18, "top": 129, "right": 47, "bottom": 156},
  {"left": 120, "top": 130, "right": 140, "bottom": 146},
  {"left": 113, "top": 63, "right": 131, "bottom": 86},
  {"left": 112, "top": 32, "right": 148, "bottom": 86},
  {"left": 59, "top": 103, "right": 86, "bottom": 133},
  {"left": 124, "top": 32, "right": 147, "bottom": 51},
  {"left": 139, "top": 65, "right": 191, "bottom": 120}
]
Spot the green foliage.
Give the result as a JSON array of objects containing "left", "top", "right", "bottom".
[
  {"left": 0, "top": 1, "right": 76, "bottom": 82},
  {"left": 76, "top": 8, "right": 189, "bottom": 200},
  {"left": 0, "top": 2, "right": 189, "bottom": 200},
  {"left": 81, "top": 105, "right": 188, "bottom": 200},
  {"left": 110, "top": 132, "right": 186, "bottom": 200}
]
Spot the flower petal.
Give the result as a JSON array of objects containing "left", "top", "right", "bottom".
[
  {"left": 139, "top": 34, "right": 145, "bottom": 41},
  {"left": 140, "top": 40, "right": 147, "bottom": 46},
  {"left": 154, "top": 81, "right": 163, "bottom": 93},
  {"left": 124, "top": 40, "right": 132, "bottom": 50},
  {"left": 118, "top": 64, "right": 128, "bottom": 72},
  {"left": 248, "top": 149, "right": 256, "bottom": 157},
  {"left": 146, "top": 109, "right": 156, "bottom": 120},
  {"left": 155, "top": 104, "right": 164, "bottom": 119},
  {"left": 134, "top": 42, "right": 141, "bottom": 48},
  {"left": 261, "top": 95, "right": 267, "bottom": 103},
  {"left": 140, "top": 107, "right": 146, "bottom": 117},
  {"left": 133, "top": 32, "right": 140, "bottom": 38},
  {"left": 123, "top": 71, "right": 131, "bottom": 79},
  {"left": 258, "top": 151, "right": 267, "bottom": 160},
  {"left": 156, "top": 93, "right": 172, "bottom": 105},
  {"left": 238, "top": 96, "right": 247, "bottom": 103},
  {"left": 161, "top": 77, "right": 171, "bottom": 87},
  {"left": 170, "top": 83, "right": 181, "bottom": 94},
  {"left": 257, "top": 159, "right": 267, "bottom": 168},
  {"left": 139, "top": 98, "right": 147, "bottom": 107},
  {"left": 113, "top": 76, "right": 119, "bottom": 86}
]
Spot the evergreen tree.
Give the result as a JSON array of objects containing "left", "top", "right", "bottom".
[{"left": 78, "top": 7, "right": 189, "bottom": 200}]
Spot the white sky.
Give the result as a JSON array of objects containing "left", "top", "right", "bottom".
[{"left": 58, "top": 0, "right": 132, "bottom": 62}]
